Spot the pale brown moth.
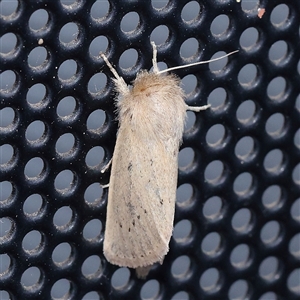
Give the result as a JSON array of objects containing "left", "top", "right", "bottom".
[{"left": 101, "top": 42, "right": 238, "bottom": 278}]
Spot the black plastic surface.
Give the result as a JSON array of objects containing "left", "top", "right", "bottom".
[{"left": 0, "top": 0, "right": 300, "bottom": 299}]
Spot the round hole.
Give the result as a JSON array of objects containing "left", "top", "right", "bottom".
[
  {"left": 0, "top": 253, "right": 11, "bottom": 276},
  {"left": 262, "top": 185, "right": 283, "bottom": 211},
  {"left": 173, "top": 219, "right": 192, "bottom": 243},
  {"left": 178, "top": 147, "right": 195, "bottom": 170},
  {"left": 51, "top": 278, "right": 72, "bottom": 299},
  {"left": 119, "top": 48, "right": 138, "bottom": 70},
  {"left": 293, "top": 163, "right": 300, "bottom": 186},
  {"left": 240, "top": 0, "right": 258, "bottom": 12},
  {"left": 140, "top": 279, "right": 160, "bottom": 299},
  {"left": 54, "top": 169, "right": 75, "bottom": 194},
  {"left": 52, "top": 242, "right": 72, "bottom": 267},
  {"left": 238, "top": 64, "right": 258, "bottom": 89},
  {"left": 0, "top": 33, "right": 18, "bottom": 56},
  {"left": 233, "top": 172, "right": 254, "bottom": 197},
  {"left": 235, "top": 136, "right": 256, "bottom": 162},
  {"left": 199, "top": 268, "right": 222, "bottom": 293},
  {"left": 26, "top": 84, "right": 47, "bottom": 107},
  {"left": 89, "top": 36, "right": 109, "bottom": 58},
  {"left": 0, "top": 70, "right": 17, "bottom": 93},
  {"left": 24, "top": 157, "right": 45, "bottom": 180},
  {"left": 181, "top": 74, "right": 197, "bottom": 97},
  {"left": 55, "top": 133, "right": 76, "bottom": 155},
  {"left": 22, "top": 230, "right": 43, "bottom": 254},
  {"left": 151, "top": 0, "right": 169, "bottom": 10},
  {"left": 0, "top": 217, "right": 15, "bottom": 243},
  {"left": 240, "top": 27, "right": 259, "bottom": 50},
  {"left": 209, "top": 51, "right": 231, "bottom": 73},
  {"left": 0, "top": 0, "right": 19, "bottom": 17},
  {"left": 0, "top": 144, "right": 14, "bottom": 167},
  {"left": 201, "top": 232, "right": 222, "bottom": 257},
  {"left": 0, "top": 181, "right": 14, "bottom": 207},
  {"left": 60, "top": 0, "right": 80, "bottom": 9},
  {"left": 267, "top": 76, "right": 287, "bottom": 102},
  {"left": 207, "top": 87, "right": 227, "bottom": 111},
  {"left": 259, "top": 256, "right": 281, "bottom": 283},
  {"left": 82, "top": 255, "right": 102, "bottom": 279},
  {"left": 82, "top": 292, "right": 101, "bottom": 300},
  {"left": 58, "top": 59, "right": 78, "bottom": 81},
  {"left": 88, "top": 73, "right": 107, "bottom": 95},
  {"left": 91, "top": 0, "right": 110, "bottom": 20},
  {"left": 265, "top": 113, "right": 286, "bottom": 138},
  {"left": 25, "top": 121, "right": 46, "bottom": 143},
  {"left": 57, "top": 96, "right": 77, "bottom": 119},
  {"left": 23, "top": 194, "right": 44, "bottom": 216},
  {"left": 181, "top": 1, "right": 201, "bottom": 23},
  {"left": 294, "top": 128, "right": 300, "bottom": 150},
  {"left": 202, "top": 196, "right": 223, "bottom": 222},
  {"left": 121, "top": 12, "right": 140, "bottom": 33},
  {"left": 111, "top": 267, "right": 130, "bottom": 289},
  {"left": 53, "top": 206, "right": 74, "bottom": 230},
  {"left": 171, "top": 291, "right": 189, "bottom": 300},
  {"left": 180, "top": 38, "right": 199, "bottom": 61},
  {"left": 184, "top": 111, "right": 197, "bottom": 132},
  {"left": 230, "top": 244, "right": 251, "bottom": 270},
  {"left": 150, "top": 25, "right": 170, "bottom": 46},
  {"left": 28, "top": 46, "right": 48, "bottom": 69},
  {"left": 171, "top": 255, "right": 191, "bottom": 278},
  {"left": 260, "top": 220, "right": 281, "bottom": 246},
  {"left": 291, "top": 198, "right": 300, "bottom": 223},
  {"left": 84, "top": 182, "right": 104, "bottom": 206},
  {"left": 236, "top": 100, "right": 257, "bottom": 125},
  {"left": 59, "top": 22, "right": 80, "bottom": 46},
  {"left": 206, "top": 124, "right": 226, "bottom": 148},
  {"left": 0, "top": 107, "right": 16, "bottom": 129},
  {"left": 86, "top": 109, "right": 106, "bottom": 131},
  {"left": 85, "top": 146, "right": 105, "bottom": 168},
  {"left": 268, "top": 40, "right": 288, "bottom": 65},
  {"left": 21, "top": 267, "right": 42, "bottom": 292},
  {"left": 287, "top": 268, "right": 300, "bottom": 296},
  {"left": 231, "top": 208, "right": 252, "bottom": 234},
  {"left": 270, "top": 4, "right": 289, "bottom": 27},
  {"left": 29, "top": 9, "right": 49, "bottom": 31},
  {"left": 204, "top": 160, "right": 225, "bottom": 185},
  {"left": 289, "top": 233, "right": 300, "bottom": 260},
  {"left": 83, "top": 219, "right": 102, "bottom": 242},
  {"left": 176, "top": 184, "right": 193, "bottom": 207},
  {"left": 210, "top": 14, "right": 230, "bottom": 37},
  {"left": 263, "top": 149, "right": 285, "bottom": 174},
  {"left": 228, "top": 279, "right": 250, "bottom": 299},
  {"left": 259, "top": 292, "right": 278, "bottom": 300}
]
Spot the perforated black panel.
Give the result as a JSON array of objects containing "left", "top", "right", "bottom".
[{"left": 0, "top": 0, "right": 300, "bottom": 299}]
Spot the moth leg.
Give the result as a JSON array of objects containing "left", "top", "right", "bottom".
[
  {"left": 135, "top": 257, "right": 164, "bottom": 279},
  {"left": 101, "top": 157, "right": 112, "bottom": 173},
  {"left": 186, "top": 104, "right": 211, "bottom": 112},
  {"left": 100, "top": 53, "right": 129, "bottom": 95},
  {"left": 151, "top": 41, "right": 159, "bottom": 74},
  {"left": 101, "top": 183, "right": 109, "bottom": 189},
  {"left": 100, "top": 158, "right": 112, "bottom": 188},
  {"left": 135, "top": 265, "right": 153, "bottom": 279}
]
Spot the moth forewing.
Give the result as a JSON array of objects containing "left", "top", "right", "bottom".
[{"left": 104, "top": 72, "right": 185, "bottom": 269}]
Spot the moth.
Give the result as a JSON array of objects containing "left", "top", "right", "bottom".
[{"left": 101, "top": 42, "right": 238, "bottom": 278}]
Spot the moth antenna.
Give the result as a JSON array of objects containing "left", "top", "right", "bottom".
[
  {"left": 151, "top": 41, "right": 159, "bottom": 74},
  {"left": 100, "top": 53, "right": 129, "bottom": 95},
  {"left": 157, "top": 50, "right": 239, "bottom": 74}
]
